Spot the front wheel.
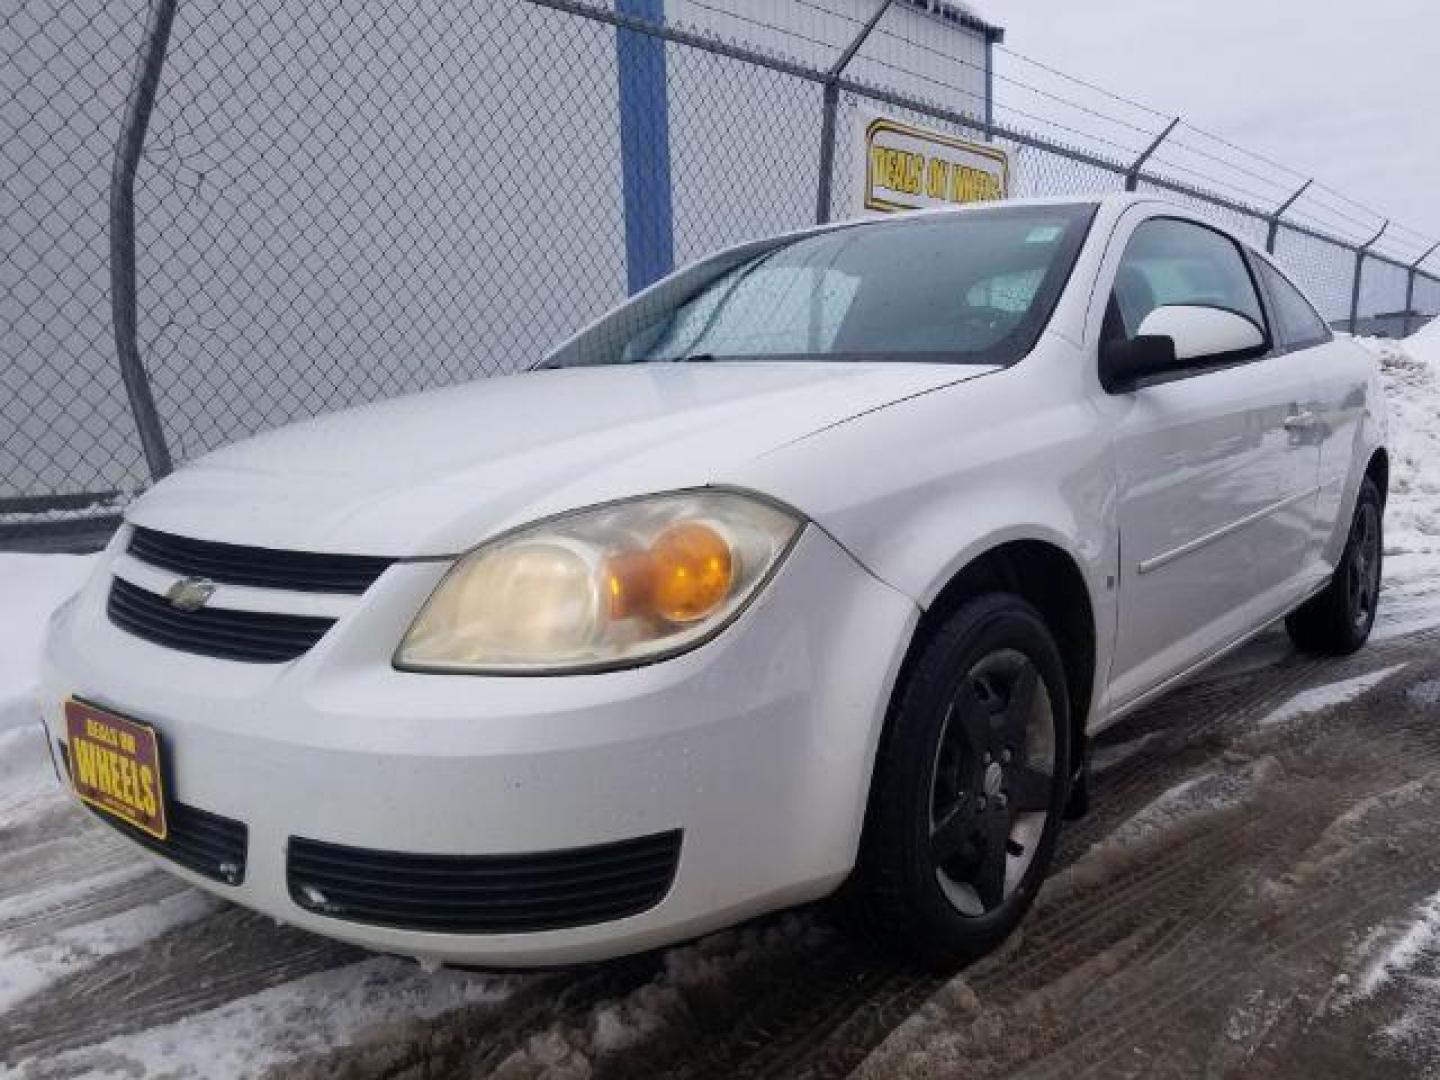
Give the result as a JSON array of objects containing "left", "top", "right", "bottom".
[
  {"left": 838, "top": 594, "right": 1072, "bottom": 969},
  {"left": 1286, "top": 476, "right": 1383, "bottom": 656}
]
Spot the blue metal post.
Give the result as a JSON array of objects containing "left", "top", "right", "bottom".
[
  {"left": 615, "top": 0, "right": 674, "bottom": 293},
  {"left": 984, "top": 36, "right": 994, "bottom": 138}
]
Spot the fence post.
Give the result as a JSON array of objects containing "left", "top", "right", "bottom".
[
  {"left": 983, "top": 34, "right": 996, "bottom": 140},
  {"left": 1264, "top": 178, "right": 1312, "bottom": 254},
  {"left": 111, "top": 0, "right": 178, "bottom": 480},
  {"left": 1124, "top": 117, "right": 1178, "bottom": 192},
  {"left": 616, "top": 0, "right": 674, "bottom": 294},
  {"left": 815, "top": 0, "right": 893, "bottom": 225},
  {"left": 1347, "top": 220, "right": 1389, "bottom": 334},
  {"left": 1402, "top": 241, "right": 1440, "bottom": 336}
]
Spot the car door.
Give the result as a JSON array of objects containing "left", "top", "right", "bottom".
[
  {"left": 1250, "top": 254, "right": 1365, "bottom": 565},
  {"left": 1104, "top": 216, "right": 1323, "bottom": 708}
]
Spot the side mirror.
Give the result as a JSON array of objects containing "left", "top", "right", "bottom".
[{"left": 1100, "top": 304, "right": 1268, "bottom": 393}]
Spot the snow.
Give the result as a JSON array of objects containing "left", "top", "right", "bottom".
[
  {"left": 1360, "top": 331, "right": 1440, "bottom": 569},
  {"left": 1409, "top": 678, "right": 1440, "bottom": 707},
  {"left": 0, "top": 553, "right": 95, "bottom": 732},
  {"left": 1089, "top": 731, "right": 1160, "bottom": 774},
  {"left": 0, "top": 723, "right": 63, "bottom": 827},
  {"left": 1102, "top": 758, "right": 1274, "bottom": 848},
  {"left": 1266, "top": 780, "right": 1428, "bottom": 910},
  {"left": 1256, "top": 664, "right": 1408, "bottom": 728},
  {"left": 1342, "top": 887, "right": 1440, "bottom": 1008},
  {"left": 0, "top": 958, "right": 517, "bottom": 1080},
  {"left": 0, "top": 888, "right": 218, "bottom": 1013},
  {"left": 1352, "top": 331, "right": 1440, "bottom": 642},
  {"left": 490, "top": 915, "right": 825, "bottom": 1075},
  {"left": 1039, "top": 757, "right": 1275, "bottom": 909},
  {"left": 0, "top": 857, "right": 153, "bottom": 926},
  {"left": 1374, "top": 551, "right": 1440, "bottom": 642}
]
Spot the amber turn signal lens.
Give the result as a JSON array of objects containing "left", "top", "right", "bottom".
[
  {"left": 651, "top": 522, "right": 733, "bottom": 623},
  {"left": 606, "top": 522, "right": 734, "bottom": 624}
]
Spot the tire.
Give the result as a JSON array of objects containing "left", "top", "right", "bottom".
[
  {"left": 1286, "top": 476, "right": 1383, "bottom": 656},
  {"left": 838, "top": 594, "right": 1072, "bottom": 969}
]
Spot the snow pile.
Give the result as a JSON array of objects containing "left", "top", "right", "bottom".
[
  {"left": 1361, "top": 331, "right": 1440, "bottom": 562},
  {"left": 1266, "top": 779, "right": 1429, "bottom": 910},
  {"left": 490, "top": 915, "right": 825, "bottom": 1077},
  {"left": 0, "top": 553, "right": 95, "bottom": 731},
  {"left": 1355, "top": 330, "right": 1440, "bottom": 640}
]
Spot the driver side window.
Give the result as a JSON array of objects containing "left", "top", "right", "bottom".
[{"left": 1105, "top": 218, "right": 1266, "bottom": 342}]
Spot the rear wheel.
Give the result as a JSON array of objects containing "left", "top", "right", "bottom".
[
  {"left": 839, "top": 594, "right": 1072, "bottom": 968},
  {"left": 1286, "top": 477, "right": 1383, "bottom": 656}
]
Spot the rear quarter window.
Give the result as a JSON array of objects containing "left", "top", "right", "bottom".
[{"left": 1255, "top": 259, "right": 1333, "bottom": 351}]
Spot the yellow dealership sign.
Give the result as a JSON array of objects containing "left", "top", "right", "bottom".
[{"left": 859, "top": 111, "right": 1009, "bottom": 213}]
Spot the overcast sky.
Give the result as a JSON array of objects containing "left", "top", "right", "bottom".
[{"left": 988, "top": 0, "right": 1440, "bottom": 249}]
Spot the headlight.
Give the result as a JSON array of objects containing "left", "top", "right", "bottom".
[{"left": 395, "top": 491, "right": 802, "bottom": 674}]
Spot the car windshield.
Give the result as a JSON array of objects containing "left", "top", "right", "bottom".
[{"left": 544, "top": 203, "right": 1096, "bottom": 369}]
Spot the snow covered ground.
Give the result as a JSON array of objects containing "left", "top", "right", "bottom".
[
  {"left": 0, "top": 326, "right": 1438, "bottom": 1077},
  {"left": 1357, "top": 325, "right": 1440, "bottom": 644},
  {"left": 1365, "top": 321, "right": 1440, "bottom": 568},
  {"left": 0, "top": 555, "right": 94, "bottom": 733}
]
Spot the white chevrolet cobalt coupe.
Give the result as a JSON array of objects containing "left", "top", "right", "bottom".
[{"left": 42, "top": 195, "right": 1387, "bottom": 968}]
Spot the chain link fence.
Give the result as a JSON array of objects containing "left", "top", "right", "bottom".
[
  {"left": 5, "top": 2, "right": 151, "bottom": 526},
  {"left": 6, "top": 0, "right": 1440, "bottom": 545}
]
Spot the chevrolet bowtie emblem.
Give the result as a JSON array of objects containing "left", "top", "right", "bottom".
[{"left": 166, "top": 576, "right": 216, "bottom": 612}]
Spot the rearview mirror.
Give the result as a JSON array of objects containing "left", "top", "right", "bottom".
[{"left": 1100, "top": 304, "right": 1268, "bottom": 393}]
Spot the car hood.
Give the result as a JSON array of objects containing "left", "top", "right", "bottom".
[{"left": 129, "top": 362, "right": 997, "bottom": 556}]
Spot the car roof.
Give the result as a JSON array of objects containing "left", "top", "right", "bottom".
[
  {"left": 846, "top": 192, "right": 1179, "bottom": 221},
  {"left": 838, "top": 192, "right": 1256, "bottom": 250}
]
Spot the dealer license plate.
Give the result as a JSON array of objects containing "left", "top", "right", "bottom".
[{"left": 64, "top": 698, "right": 169, "bottom": 840}]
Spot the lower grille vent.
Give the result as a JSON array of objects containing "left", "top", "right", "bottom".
[
  {"left": 61, "top": 742, "right": 248, "bottom": 885},
  {"left": 287, "top": 830, "right": 681, "bottom": 933}
]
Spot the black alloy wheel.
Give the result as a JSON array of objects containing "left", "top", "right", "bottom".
[
  {"left": 1286, "top": 476, "right": 1384, "bottom": 656},
  {"left": 928, "top": 647, "right": 1056, "bottom": 916},
  {"left": 839, "top": 594, "right": 1072, "bottom": 968}
]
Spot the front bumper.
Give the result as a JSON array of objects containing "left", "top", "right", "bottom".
[{"left": 41, "top": 525, "right": 916, "bottom": 966}]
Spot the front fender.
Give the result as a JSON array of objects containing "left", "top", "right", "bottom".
[{"left": 728, "top": 348, "right": 1119, "bottom": 719}]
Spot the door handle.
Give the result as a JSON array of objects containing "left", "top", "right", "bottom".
[{"left": 1283, "top": 411, "right": 1319, "bottom": 432}]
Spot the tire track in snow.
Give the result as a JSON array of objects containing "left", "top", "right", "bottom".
[
  {"left": 583, "top": 650, "right": 1404, "bottom": 1080},
  {"left": 852, "top": 660, "right": 1440, "bottom": 1079},
  {"left": 1, "top": 906, "right": 360, "bottom": 1065},
  {"left": 596, "top": 636, "right": 1440, "bottom": 1080}
]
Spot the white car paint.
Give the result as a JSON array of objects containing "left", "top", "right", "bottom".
[{"left": 39, "top": 194, "right": 1386, "bottom": 965}]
